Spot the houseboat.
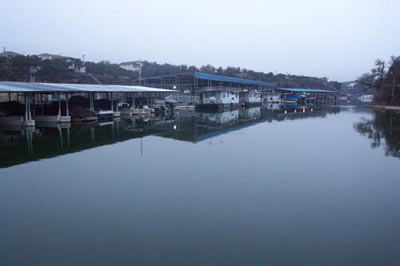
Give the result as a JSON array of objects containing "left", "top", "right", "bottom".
[
  {"left": 239, "top": 90, "right": 262, "bottom": 107},
  {"left": 266, "top": 93, "right": 282, "bottom": 103},
  {"left": 196, "top": 88, "right": 240, "bottom": 112}
]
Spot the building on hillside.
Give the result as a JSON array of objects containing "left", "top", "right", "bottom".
[
  {"left": 119, "top": 61, "right": 143, "bottom": 72},
  {"left": 74, "top": 66, "right": 86, "bottom": 74},
  {"left": 37, "top": 53, "right": 86, "bottom": 73},
  {"left": 37, "top": 53, "right": 65, "bottom": 60},
  {"left": 0, "top": 50, "right": 22, "bottom": 58}
]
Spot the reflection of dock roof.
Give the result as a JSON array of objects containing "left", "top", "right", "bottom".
[{"left": 0, "top": 81, "right": 175, "bottom": 93}]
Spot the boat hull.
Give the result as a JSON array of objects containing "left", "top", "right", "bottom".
[{"left": 195, "top": 103, "right": 240, "bottom": 112}]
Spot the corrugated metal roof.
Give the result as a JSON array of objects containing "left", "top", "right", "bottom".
[
  {"left": 274, "top": 88, "right": 334, "bottom": 93},
  {"left": 194, "top": 72, "right": 275, "bottom": 87},
  {"left": 0, "top": 82, "right": 176, "bottom": 93}
]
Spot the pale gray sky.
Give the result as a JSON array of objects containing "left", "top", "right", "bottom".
[{"left": 1, "top": 0, "right": 399, "bottom": 81}]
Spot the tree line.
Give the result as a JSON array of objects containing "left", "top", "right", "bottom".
[
  {"left": 0, "top": 55, "right": 139, "bottom": 84},
  {"left": 358, "top": 56, "right": 400, "bottom": 105},
  {"left": 0, "top": 55, "right": 341, "bottom": 90},
  {"left": 141, "top": 62, "right": 341, "bottom": 90}
]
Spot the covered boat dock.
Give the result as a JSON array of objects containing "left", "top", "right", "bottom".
[
  {"left": 137, "top": 71, "right": 275, "bottom": 104},
  {"left": 270, "top": 88, "right": 336, "bottom": 104},
  {"left": 137, "top": 71, "right": 275, "bottom": 94},
  {"left": 0, "top": 82, "right": 175, "bottom": 127}
]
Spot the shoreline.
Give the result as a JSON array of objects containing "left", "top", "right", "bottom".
[{"left": 367, "top": 105, "right": 400, "bottom": 112}]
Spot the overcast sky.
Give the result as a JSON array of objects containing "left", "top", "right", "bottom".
[{"left": 1, "top": 0, "right": 399, "bottom": 81}]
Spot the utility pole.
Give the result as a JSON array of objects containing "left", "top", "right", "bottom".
[{"left": 138, "top": 62, "right": 143, "bottom": 86}]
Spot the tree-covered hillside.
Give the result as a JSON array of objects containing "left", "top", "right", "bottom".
[
  {"left": 0, "top": 55, "right": 341, "bottom": 90},
  {"left": 141, "top": 62, "right": 342, "bottom": 90}
]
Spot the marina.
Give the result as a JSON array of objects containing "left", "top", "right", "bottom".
[
  {"left": 2, "top": 0, "right": 400, "bottom": 264},
  {"left": 0, "top": 71, "right": 340, "bottom": 130}
]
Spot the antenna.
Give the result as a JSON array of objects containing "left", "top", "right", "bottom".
[
  {"left": 3, "top": 47, "right": 5, "bottom": 53},
  {"left": 82, "top": 54, "right": 85, "bottom": 62}
]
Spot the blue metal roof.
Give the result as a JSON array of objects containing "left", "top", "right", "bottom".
[
  {"left": 274, "top": 88, "right": 334, "bottom": 93},
  {"left": 194, "top": 72, "right": 275, "bottom": 87}
]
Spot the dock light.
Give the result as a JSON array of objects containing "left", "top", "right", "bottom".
[
  {"left": 311, "top": 108, "right": 314, "bottom": 112},
  {"left": 294, "top": 109, "right": 297, "bottom": 113},
  {"left": 284, "top": 110, "right": 287, "bottom": 114},
  {"left": 303, "top": 108, "right": 306, "bottom": 113},
  {"left": 174, "top": 125, "right": 177, "bottom": 130}
]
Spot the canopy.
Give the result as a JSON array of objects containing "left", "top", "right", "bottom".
[{"left": 0, "top": 82, "right": 176, "bottom": 93}]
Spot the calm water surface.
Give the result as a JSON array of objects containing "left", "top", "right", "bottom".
[{"left": 1, "top": 106, "right": 400, "bottom": 265}]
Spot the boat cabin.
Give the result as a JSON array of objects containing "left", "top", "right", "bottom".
[
  {"left": 266, "top": 93, "right": 282, "bottom": 103},
  {"left": 196, "top": 89, "right": 240, "bottom": 111},
  {"left": 239, "top": 90, "right": 262, "bottom": 106},
  {"left": 200, "top": 90, "right": 239, "bottom": 105}
]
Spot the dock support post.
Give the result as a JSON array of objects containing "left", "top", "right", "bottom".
[
  {"left": 27, "top": 93, "right": 32, "bottom": 121},
  {"left": 23, "top": 92, "right": 35, "bottom": 127},
  {"left": 111, "top": 93, "right": 114, "bottom": 111},
  {"left": 66, "top": 93, "right": 69, "bottom": 116},
  {"left": 89, "top": 92, "right": 94, "bottom": 111},
  {"left": 39, "top": 93, "right": 43, "bottom": 115},
  {"left": 32, "top": 93, "right": 36, "bottom": 118},
  {"left": 58, "top": 92, "right": 61, "bottom": 121},
  {"left": 28, "top": 93, "right": 31, "bottom": 120},
  {"left": 25, "top": 93, "right": 28, "bottom": 121}
]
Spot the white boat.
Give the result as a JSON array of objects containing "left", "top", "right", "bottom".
[{"left": 266, "top": 94, "right": 281, "bottom": 103}]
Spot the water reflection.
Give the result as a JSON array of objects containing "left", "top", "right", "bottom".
[
  {"left": 0, "top": 104, "right": 341, "bottom": 168},
  {"left": 2, "top": 105, "right": 400, "bottom": 266},
  {"left": 354, "top": 110, "right": 400, "bottom": 158}
]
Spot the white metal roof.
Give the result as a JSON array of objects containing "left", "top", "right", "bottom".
[{"left": 0, "top": 81, "right": 176, "bottom": 93}]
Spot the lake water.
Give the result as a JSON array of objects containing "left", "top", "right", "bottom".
[{"left": 1, "top": 105, "right": 400, "bottom": 265}]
